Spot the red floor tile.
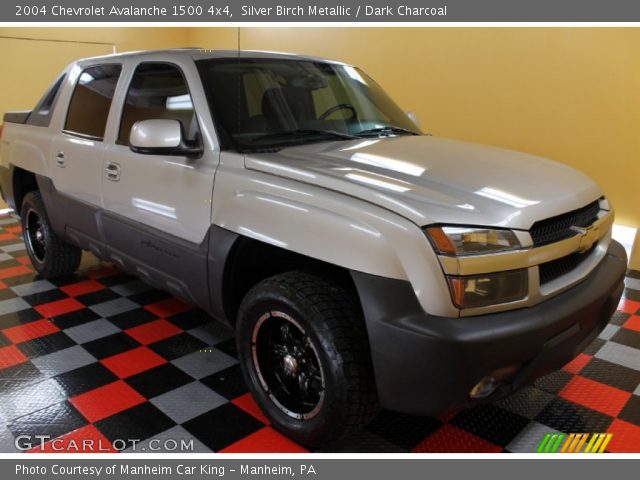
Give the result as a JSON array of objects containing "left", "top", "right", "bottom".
[
  {"left": 0, "top": 280, "right": 7, "bottom": 290},
  {"left": 0, "top": 265, "right": 32, "bottom": 280},
  {"left": 0, "top": 233, "right": 16, "bottom": 241},
  {"left": 606, "top": 419, "right": 640, "bottom": 453},
  {"left": 5, "top": 226, "right": 22, "bottom": 234},
  {"left": 2, "top": 318, "right": 59, "bottom": 344},
  {"left": 101, "top": 346, "right": 167, "bottom": 378},
  {"left": 412, "top": 424, "right": 502, "bottom": 453},
  {"left": 618, "top": 299, "right": 640, "bottom": 315},
  {"left": 220, "top": 426, "right": 308, "bottom": 453},
  {"left": 562, "top": 353, "right": 592, "bottom": 375},
  {"left": 16, "top": 256, "right": 32, "bottom": 266},
  {"left": 35, "top": 297, "right": 85, "bottom": 318},
  {"left": 70, "top": 380, "right": 146, "bottom": 423},
  {"left": 559, "top": 375, "right": 631, "bottom": 417},
  {"left": 232, "top": 393, "right": 270, "bottom": 425},
  {"left": 623, "top": 315, "right": 640, "bottom": 332},
  {"left": 29, "top": 425, "right": 116, "bottom": 453},
  {"left": 145, "top": 298, "right": 193, "bottom": 318},
  {"left": 60, "top": 280, "right": 105, "bottom": 297},
  {"left": 125, "top": 319, "right": 183, "bottom": 345},
  {"left": 0, "top": 344, "right": 28, "bottom": 369}
]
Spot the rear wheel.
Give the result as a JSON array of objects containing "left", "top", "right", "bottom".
[
  {"left": 236, "top": 271, "right": 379, "bottom": 447},
  {"left": 21, "top": 191, "right": 82, "bottom": 278}
]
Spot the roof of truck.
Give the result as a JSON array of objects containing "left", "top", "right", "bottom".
[{"left": 75, "top": 48, "right": 347, "bottom": 65}]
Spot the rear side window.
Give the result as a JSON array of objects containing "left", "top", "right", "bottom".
[
  {"left": 118, "top": 63, "right": 199, "bottom": 145},
  {"left": 27, "top": 73, "right": 66, "bottom": 127},
  {"left": 64, "top": 64, "right": 122, "bottom": 140}
]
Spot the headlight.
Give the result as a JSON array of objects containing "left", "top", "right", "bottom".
[
  {"left": 425, "top": 226, "right": 520, "bottom": 256},
  {"left": 447, "top": 269, "right": 528, "bottom": 309}
]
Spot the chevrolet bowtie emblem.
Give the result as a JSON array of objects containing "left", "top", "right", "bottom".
[{"left": 571, "top": 224, "right": 600, "bottom": 253}]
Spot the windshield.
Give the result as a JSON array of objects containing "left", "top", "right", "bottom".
[{"left": 196, "top": 58, "right": 421, "bottom": 152}]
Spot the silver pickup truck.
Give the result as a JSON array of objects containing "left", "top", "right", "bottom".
[{"left": 0, "top": 49, "right": 627, "bottom": 447}]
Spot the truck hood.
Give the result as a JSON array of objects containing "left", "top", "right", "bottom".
[{"left": 244, "top": 136, "right": 603, "bottom": 229}]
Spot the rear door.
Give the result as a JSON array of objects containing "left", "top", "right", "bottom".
[
  {"left": 100, "top": 59, "right": 217, "bottom": 305},
  {"left": 49, "top": 63, "right": 122, "bottom": 242}
]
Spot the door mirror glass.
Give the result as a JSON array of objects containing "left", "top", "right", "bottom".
[
  {"left": 129, "top": 119, "right": 201, "bottom": 157},
  {"left": 407, "top": 111, "right": 420, "bottom": 129}
]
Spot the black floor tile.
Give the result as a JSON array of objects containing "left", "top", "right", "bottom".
[
  {"left": 201, "top": 365, "right": 249, "bottom": 400},
  {"left": 17, "top": 332, "right": 76, "bottom": 358},
  {"left": 106, "top": 308, "right": 158, "bottom": 330},
  {"left": 126, "top": 363, "right": 194, "bottom": 399},
  {"left": 75, "top": 289, "right": 120, "bottom": 307},
  {"left": 618, "top": 395, "right": 640, "bottom": 426},
  {"left": 611, "top": 328, "right": 640, "bottom": 349},
  {"left": 168, "top": 310, "right": 214, "bottom": 330},
  {"left": 8, "top": 401, "right": 87, "bottom": 441},
  {"left": 82, "top": 332, "right": 141, "bottom": 360},
  {"left": 183, "top": 403, "right": 264, "bottom": 452},
  {"left": 54, "top": 362, "right": 119, "bottom": 397},
  {"left": 128, "top": 289, "right": 171, "bottom": 306},
  {"left": 50, "top": 309, "right": 101, "bottom": 330},
  {"left": 579, "top": 357, "right": 640, "bottom": 392},
  {"left": 0, "top": 309, "right": 43, "bottom": 328},
  {"left": 22, "top": 289, "right": 69, "bottom": 307},
  {"left": 366, "top": 411, "right": 442, "bottom": 450},
  {"left": 534, "top": 369, "right": 573, "bottom": 395},
  {"left": 148, "top": 332, "right": 208, "bottom": 361},
  {"left": 451, "top": 404, "right": 530, "bottom": 446},
  {"left": 0, "top": 362, "right": 46, "bottom": 394},
  {"left": 535, "top": 398, "right": 614, "bottom": 433},
  {"left": 95, "top": 402, "right": 176, "bottom": 447}
]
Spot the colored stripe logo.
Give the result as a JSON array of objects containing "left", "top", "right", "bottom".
[{"left": 537, "top": 433, "right": 613, "bottom": 453}]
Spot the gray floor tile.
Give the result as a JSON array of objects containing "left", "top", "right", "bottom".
[
  {"left": 172, "top": 348, "right": 237, "bottom": 379},
  {"left": 624, "top": 277, "right": 640, "bottom": 291},
  {"left": 188, "top": 322, "right": 234, "bottom": 346},
  {"left": 0, "top": 218, "right": 18, "bottom": 226},
  {"left": 598, "top": 324, "right": 620, "bottom": 341},
  {"left": 1, "top": 243, "right": 27, "bottom": 253},
  {"left": 89, "top": 298, "right": 139, "bottom": 317},
  {"left": 0, "top": 253, "right": 13, "bottom": 262},
  {"left": 124, "top": 425, "right": 212, "bottom": 453},
  {"left": 0, "top": 297, "right": 30, "bottom": 316},
  {"left": 150, "top": 381, "right": 227, "bottom": 424},
  {"left": 11, "top": 280, "right": 56, "bottom": 297},
  {"left": 63, "top": 319, "right": 121, "bottom": 344},
  {"left": 506, "top": 421, "right": 561, "bottom": 453},
  {"left": 109, "top": 280, "right": 152, "bottom": 297},
  {"left": 595, "top": 342, "right": 640, "bottom": 371},
  {"left": 31, "top": 346, "right": 96, "bottom": 377},
  {"left": 0, "top": 424, "right": 20, "bottom": 453}
]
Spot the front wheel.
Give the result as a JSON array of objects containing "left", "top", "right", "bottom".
[
  {"left": 21, "top": 191, "right": 82, "bottom": 278},
  {"left": 236, "top": 271, "right": 379, "bottom": 447}
]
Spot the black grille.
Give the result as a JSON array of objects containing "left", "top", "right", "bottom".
[
  {"left": 530, "top": 200, "right": 601, "bottom": 246},
  {"left": 539, "top": 247, "right": 594, "bottom": 285}
]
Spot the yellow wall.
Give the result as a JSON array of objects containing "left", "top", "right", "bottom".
[{"left": 0, "top": 27, "right": 189, "bottom": 122}]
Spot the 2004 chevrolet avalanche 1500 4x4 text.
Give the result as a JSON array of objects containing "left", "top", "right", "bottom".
[{"left": 0, "top": 49, "right": 627, "bottom": 447}]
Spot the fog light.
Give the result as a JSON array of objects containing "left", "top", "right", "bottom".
[
  {"left": 470, "top": 376, "right": 498, "bottom": 399},
  {"left": 447, "top": 269, "right": 528, "bottom": 309}
]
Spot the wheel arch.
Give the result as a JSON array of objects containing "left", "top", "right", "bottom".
[{"left": 210, "top": 227, "right": 360, "bottom": 325}]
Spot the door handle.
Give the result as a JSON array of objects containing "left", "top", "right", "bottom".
[
  {"left": 55, "top": 152, "right": 66, "bottom": 167},
  {"left": 105, "top": 162, "right": 121, "bottom": 181}
]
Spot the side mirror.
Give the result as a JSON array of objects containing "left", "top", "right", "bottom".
[
  {"left": 407, "top": 111, "right": 420, "bottom": 129},
  {"left": 129, "top": 119, "right": 202, "bottom": 158}
]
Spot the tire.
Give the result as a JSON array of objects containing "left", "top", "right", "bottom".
[
  {"left": 20, "top": 191, "right": 82, "bottom": 278},
  {"left": 236, "top": 271, "right": 379, "bottom": 447}
]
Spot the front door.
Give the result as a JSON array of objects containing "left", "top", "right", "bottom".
[{"left": 100, "top": 61, "right": 217, "bottom": 305}]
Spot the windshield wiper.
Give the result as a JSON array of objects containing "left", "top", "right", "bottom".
[
  {"left": 356, "top": 126, "right": 419, "bottom": 137},
  {"left": 251, "top": 129, "right": 358, "bottom": 143}
]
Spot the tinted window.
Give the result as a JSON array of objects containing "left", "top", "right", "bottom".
[
  {"left": 197, "top": 59, "right": 419, "bottom": 152},
  {"left": 118, "top": 63, "right": 199, "bottom": 145},
  {"left": 64, "top": 65, "right": 121, "bottom": 140}
]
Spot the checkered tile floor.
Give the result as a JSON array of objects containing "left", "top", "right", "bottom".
[{"left": 0, "top": 213, "right": 639, "bottom": 453}]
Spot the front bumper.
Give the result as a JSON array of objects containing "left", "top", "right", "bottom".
[{"left": 351, "top": 240, "right": 627, "bottom": 416}]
